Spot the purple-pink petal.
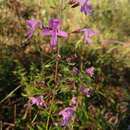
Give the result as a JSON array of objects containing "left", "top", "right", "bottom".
[
  {"left": 81, "top": 28, "right": 96, "bottom": 44},
  {"left": 50, "top": 32, "right": 58, "bottom": 47},
  {"left": 42, "top": 27, "right": 53, "bottom": 36},
  {"left": 49, "top": 19, "right": 61, "bottom": 30},
  {"left": 27, "top": 31, "right": 33, "bottom": 39},
  {"left": 86, "top": 66, "right": 95, "bottom": 77},
  {"left": 26, "top": 19, "right": 40, "bottom": 38},
  {"left": 79, "top": 0, "right": 86, "bottom": 6},
  {"left": 84, "top": 37, "right": 92, "bottom": 44},
  {"left": 30, "top": 96, "right": 45, "bottom": 106},
  {"left": 81, "top": 28, "right": 96, "bottom": 37},
  {"left": 80, "top": 3, "right": 92, "bottom": 15},
  {"left": 59, "top": 107, "right": 75, "bottom": 126},
  {"left": 26, "top": 20, "right": 39, "bottom": 29},
  {"left": 42, "top": 18, "right": 68, "bottom": 48},
  {"left": 80, "top": 86, "right": 91, "bottom": 97},
  {"left": 79, "top": 0, "right": 92, "bottom": 15},
  {"left": 57, "top": 31, "right": 68, "bottom": 38}
]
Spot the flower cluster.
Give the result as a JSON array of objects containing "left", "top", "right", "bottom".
[
  {"left": 86, "top": 66, "right": 95, "bottom": 77},
  {"left": 26, "top": 19, "right": 96, "bottom": 47},
  {"left": 26, "top": 0, "right": 96, "bottom": 48},
  {"left": 27, "top": 0, "right": 96, "bottom": 127},
  {"left": 59, "top": 64, "right": 94, "bottom": 126},
  {"left": 30, "top": 96, "right": 46, "bottom": 107}
]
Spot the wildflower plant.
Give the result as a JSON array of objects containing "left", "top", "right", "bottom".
[
  {"left": 19, "top": 0, "right": 98, "bottom": 128},
  {"left": 1, "top": 0, "right": 130, "bottom": 130}
]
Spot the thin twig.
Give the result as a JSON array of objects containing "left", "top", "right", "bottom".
[
  {"left": 3, "top": 122, "right": 15, "bottom": 127},
  {"left": 0, "top": 85, "right": 22, "bottom": 104}
]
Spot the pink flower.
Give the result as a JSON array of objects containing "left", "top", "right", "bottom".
[
  {"left": 26, "top": 19, "right": 40, "bottom": 38},
  {"left": 71, "top": 28, "right": 97, "bottom": 44},
  {"left": 81, "top": 28, "right": 97, "bottom": 44},
  {"left": 79, "top": 0, "right": 93, "bottom": 15},
  {"left": 85, "top": 66, "right": 95, "bottom": 77},
  {"left": 80, "top": 86, "right": 91, "bottom": 97},
  {"left": 59, "top": 107, "right": 75, "bottom": 126},
  {"left": 68, "top": 0, "right": 92, "bottom": 15},
  {"left": 42, "top": 19, "right": 68, "bottom": 47},
  {"left": 30, "top": 96, "right": 45, "bottom": 107}
]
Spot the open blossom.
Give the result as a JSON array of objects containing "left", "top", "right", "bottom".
[
  {"left": 59, "top": 107, "right": 75, "bottom": 126},
  {"left": 81, "top": 28, "right": 97, "bottom": 44},
  {"left": 68, "top": 0, "right": 92, "bottom": 15},
  {"left": 86, "top": 66, "right": 95, "bottom": 77},
  {"left": 42, "top": 19, "right": 68, "bottom": 48},
  {"left": 26, "top": 19, "right": 40, "bottom": 38},
  {"left": 30, "top": 96, "right": 45, "bottom": 107},
  {"left": 71, "top": 28, "right": 96, "bottom": 44},
  {"left": 79, "top": 0, "right": 93, "bottom": 15},
  {"left": 80, "top": 86, "right": 91, "bottom": 97}
]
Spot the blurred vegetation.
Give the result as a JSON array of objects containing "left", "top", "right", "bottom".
[{"left": 0, "top": 0, "right": 130, "bottom": 130}]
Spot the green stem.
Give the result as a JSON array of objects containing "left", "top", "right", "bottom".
[
  {"left": 45, "top": 96, "right": 55, "bottom": 130},
  {"left": 0, "top": 85, "right": 21, "bottom": 104},
  {"left": 54, "top": 46, "right": 60, "bottom": 83},
  {"left": 54, "top": 0, "right": 64, "bottom": 83}
]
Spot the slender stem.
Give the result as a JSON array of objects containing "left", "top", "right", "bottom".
[
  {"left": 54, "top": 0, "right": 64, "bottom": 83},
  {"left": 3, "top": 122, "right": 15, "bottom": 127},
  {"left": 48, "top": 1, "right": 64, "bottom": 129},
  {"left": 31, "top": 112, "right": 38, "bottom": 123},
  {"left": 45, "top": 95, "right": 55, "bottom": 130},
  {"left": 80, "top": 57, "right": 83, "bottom": 72},
  {"left": 0, "top": 85, "right": 21, "bottom": 104},
  {"left": 54, "top": 46, "right": 60, "bottom": 83}
]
